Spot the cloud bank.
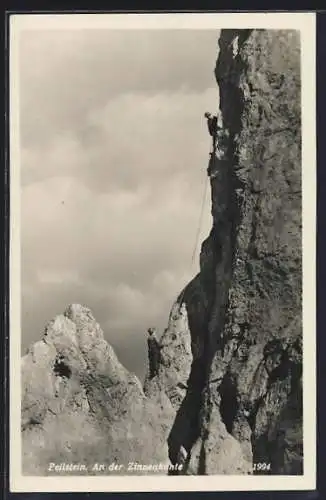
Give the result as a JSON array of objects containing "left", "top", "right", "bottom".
[{"left": 19, "top": 28, "right": 220, "bottom": 379}]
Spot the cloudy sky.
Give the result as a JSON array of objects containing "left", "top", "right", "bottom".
[{"left": 19, "top": 27, "right": 220, "bottom": 380}]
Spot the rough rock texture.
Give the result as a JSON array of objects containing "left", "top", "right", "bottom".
[
  {"left": 22, "top": 29, "right": 302, "bottom": 476},
  {"left": 22, "top": 304, "right": 175, "bottom": 475},
  {"left": 161, "top": 29, "right": 302, "bottom": 475},
  {"left": 144, "top": 302, "right": 192, "bottom": 411}
]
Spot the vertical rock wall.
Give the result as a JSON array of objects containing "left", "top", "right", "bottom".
[
  {"left": 165, "top": 29, "right": 302, "bottom": 475},
  {"left": 22, "top": 29, "right": 303, "bottom": 477}
]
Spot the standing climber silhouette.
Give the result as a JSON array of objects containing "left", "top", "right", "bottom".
[
  {"left": 147, "top": 327, "right": 161, "bottom": 379},
  {"left": 204, "top": 112, "right": 219, "bottom": 154}
]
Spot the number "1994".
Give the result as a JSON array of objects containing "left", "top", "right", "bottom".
[{"left": 253, "top": 463, "right": 271, "bottom": 472}]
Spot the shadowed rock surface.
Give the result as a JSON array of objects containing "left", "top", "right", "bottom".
[{"left": 22, "top": 29, "right": 302, "bottom": 475}]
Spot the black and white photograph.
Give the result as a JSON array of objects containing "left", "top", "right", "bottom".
[{"left": 9, "top": 12, "right": 316, "bottom": 492}]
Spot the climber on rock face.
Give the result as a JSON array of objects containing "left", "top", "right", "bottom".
[
  {"left": 147, "top": 327, "right": 161, "bottom": 379},
  {"left": 204, "top": 111, "right": 219, "bottom": 154},
  {"left": 205, "top": 112, "right": 230, "bottom": 178}
]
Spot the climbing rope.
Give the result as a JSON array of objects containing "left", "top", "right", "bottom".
[
  {"left": 190, "top": 173, "right": 210, "bottom": 270},
  {"left": 177, "top": 170, "right": 210, "bottom": 308}
]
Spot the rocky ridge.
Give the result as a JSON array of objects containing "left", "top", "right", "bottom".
[
  {"left": 22, "top": 304, "right": 174, "bottom": 475},
  {"left": 22, "top": 29, "right": 302, "bottom": 475}
]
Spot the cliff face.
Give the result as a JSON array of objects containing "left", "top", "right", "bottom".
[
  {"left": 162, "top": 29, "right": 302, "bottom": 475},
  {"left": 22, "top": 29, "right": 302, "bottom": 476}
]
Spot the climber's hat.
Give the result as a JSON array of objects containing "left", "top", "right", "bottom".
[
  {"left": 147, "top": 327, "right": 156, "bottom": 335},
  {"left": 204, "top": 112, "right": 211, "bottom": 119}
]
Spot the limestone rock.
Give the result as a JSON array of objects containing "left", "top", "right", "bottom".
[
  {"left": 22, "top": 304, "right": 174, "bottom": 475},
  {"left": 160, "top": 29, "right": 302, "bottom": 475}
]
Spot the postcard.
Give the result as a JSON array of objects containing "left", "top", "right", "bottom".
[{"left": 9, "top": 11, "right": 316, "bottom": 492}]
